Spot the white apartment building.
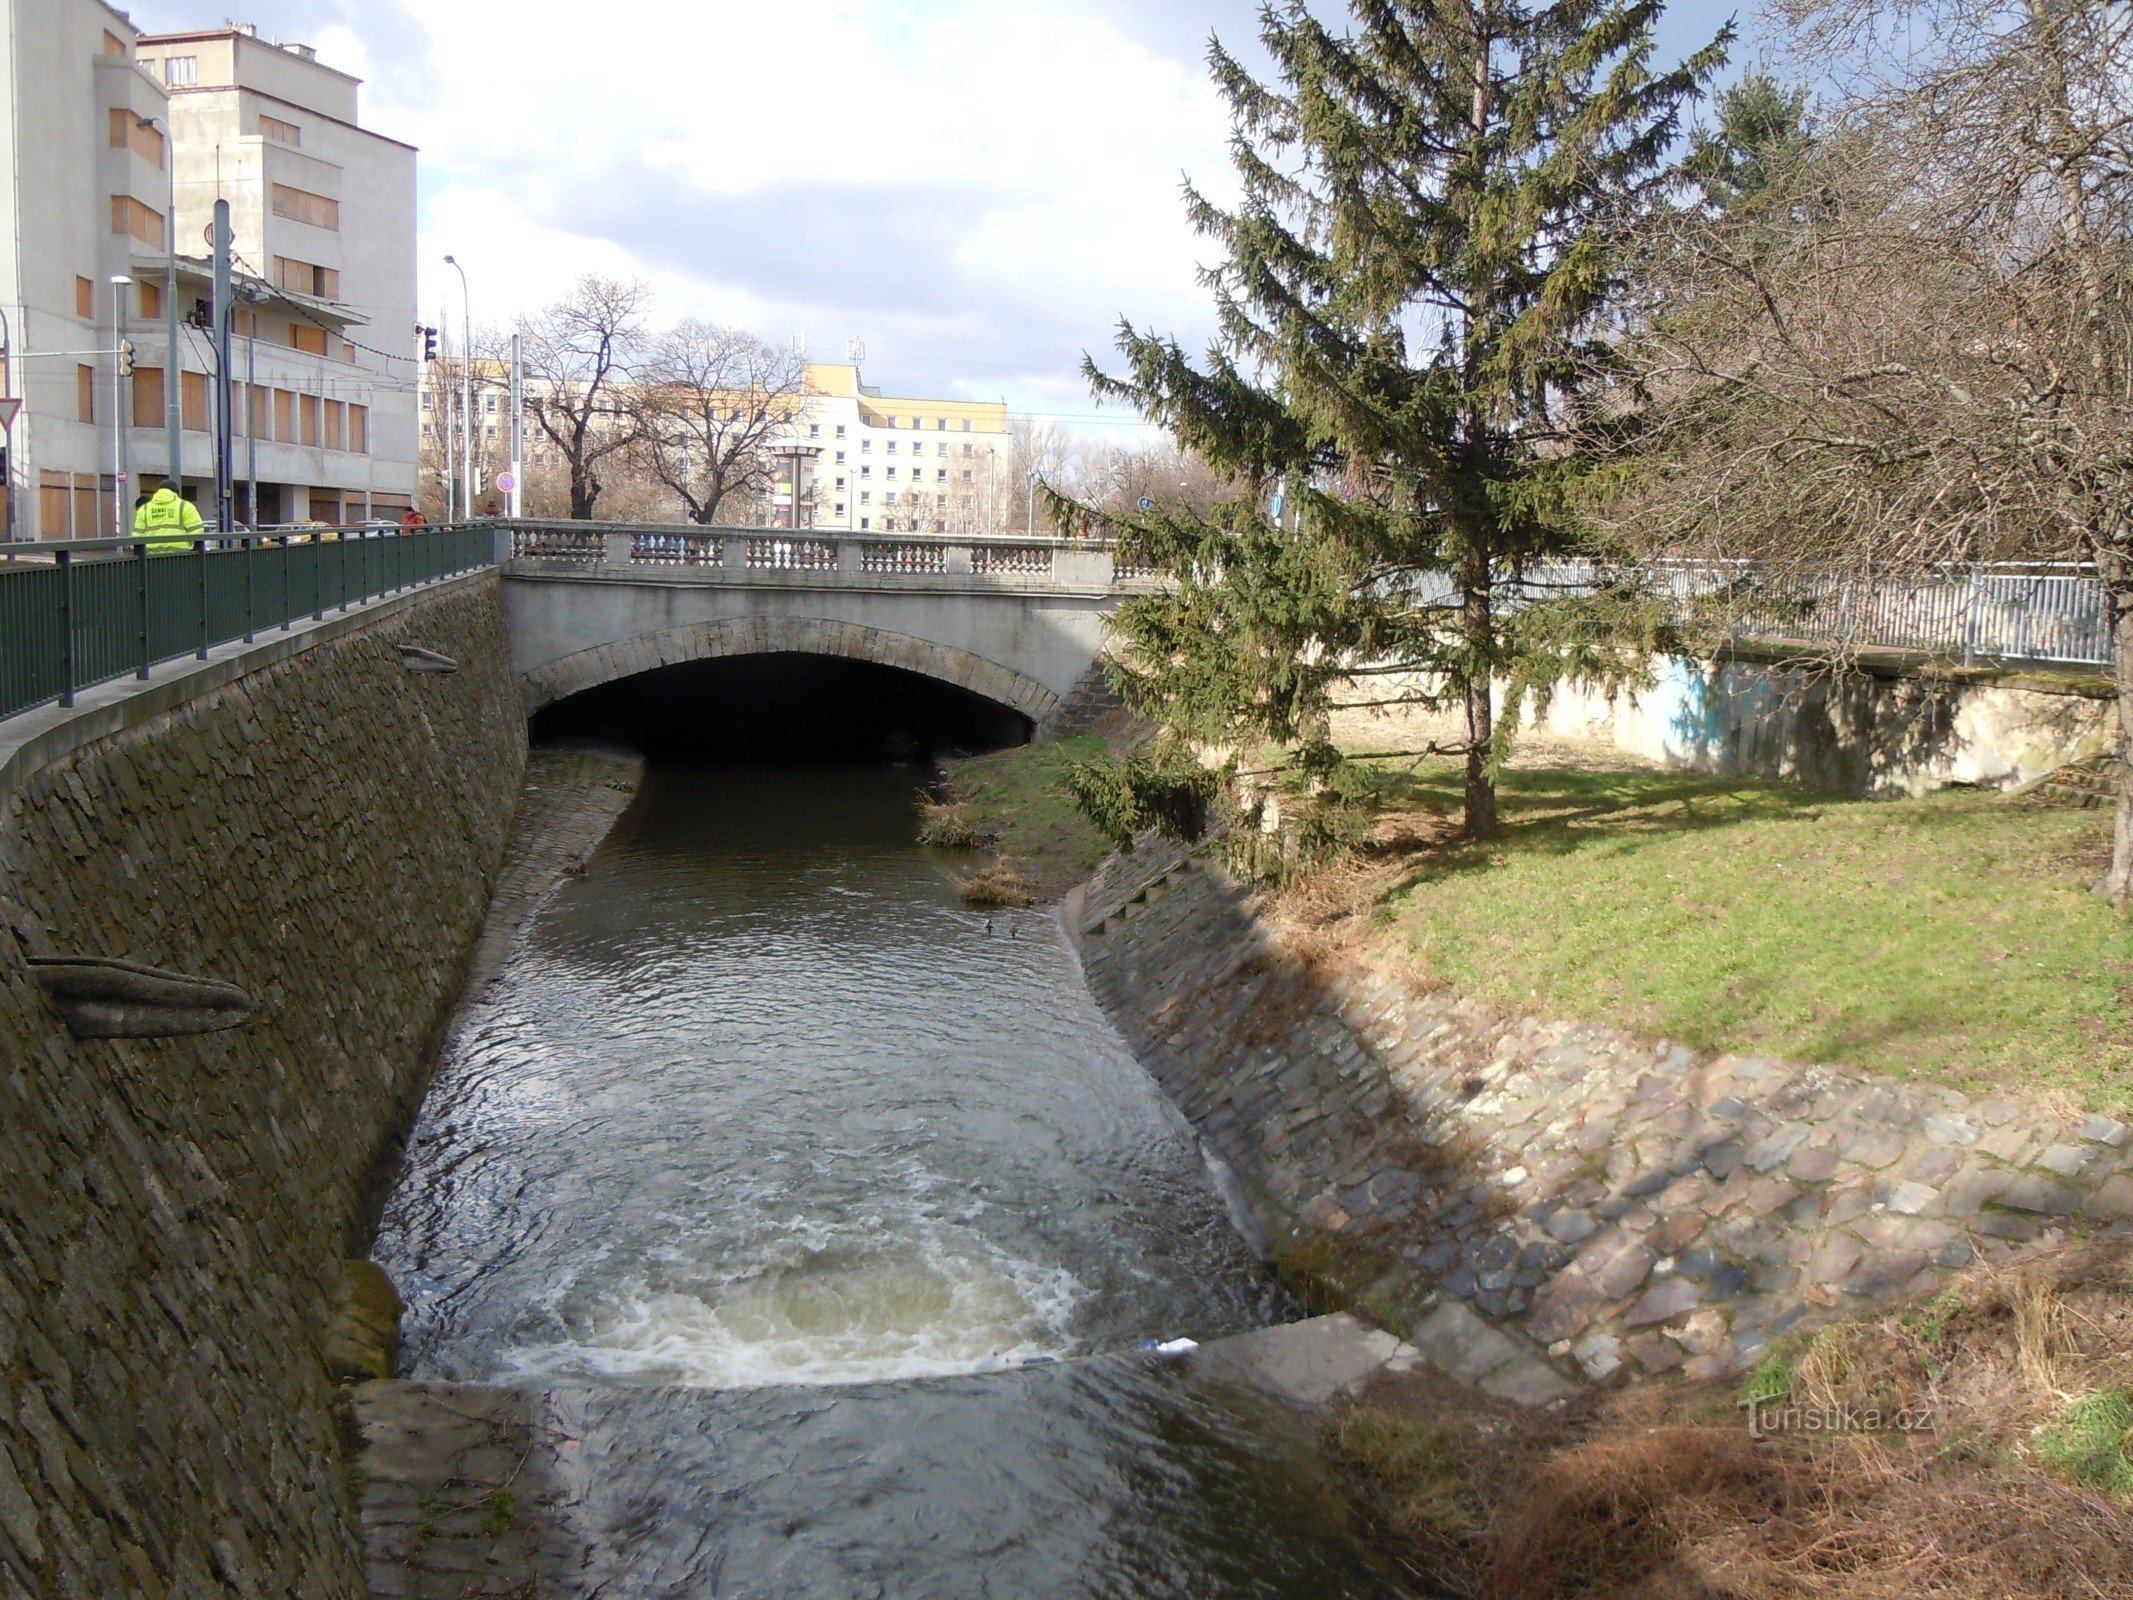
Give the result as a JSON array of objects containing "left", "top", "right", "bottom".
[
  {"left": 0, "top": 3, "right": 417, "bottom": 538},
  {"left": 788, "top": 362, "right": 1012, "bottom": 535}
]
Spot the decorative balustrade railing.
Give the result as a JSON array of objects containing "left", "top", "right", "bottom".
[
  {"left": 973, "top": 545, "right": 1054, "bottom": 576},
  {"left": 511, "top": 526, "right": 604, "bottom": 565},
  {"left": 496, "top": 521, "right": 1156, "bottom": 591},
  {"left": 746, "top": 536, "right": 838, "bottom": 571},
  {"left": 630, "top": 530, "right": 723, "bottom": 566},
  {"left": 0, "top": 524, "right": 495, "bottom": 723},
  {"left": 858, "top": 540, "right": 948, "bottom": 575}
]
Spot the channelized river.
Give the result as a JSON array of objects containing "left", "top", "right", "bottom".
[{"left": 373, "top": 762, "right": 1404, "bottom": 1598}]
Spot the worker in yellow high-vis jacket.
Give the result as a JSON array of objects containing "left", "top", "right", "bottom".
[{"left": 134, "top": 484, "right": 205, "bottom": 552}]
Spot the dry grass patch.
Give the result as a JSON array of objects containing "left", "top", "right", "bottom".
[{"left": 1331, "top": 1245, "right": 2133, "bottom": 1599}]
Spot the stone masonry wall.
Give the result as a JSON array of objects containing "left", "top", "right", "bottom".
[
  {"left": 0, "top": 575, "right": 524, "bottom": 1599},
  {"left": 1075, "top": 849, "right": 2133, "bottom": 1405}
]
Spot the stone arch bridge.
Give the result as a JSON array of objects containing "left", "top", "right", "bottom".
[{"left": 501, "top": 522, "right": 1159, "bottom": 732}]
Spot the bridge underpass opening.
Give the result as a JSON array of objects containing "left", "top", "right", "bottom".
[{"left": 529, "top": 651, "right": 1033, "bottom": 762}]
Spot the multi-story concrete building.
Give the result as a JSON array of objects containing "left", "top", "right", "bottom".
[
  {"left": 790, "top": 362, "right": 1012, "bottom": 535},
  {"left": 0, "top": 3, "right": 417, "bottom": 538}
]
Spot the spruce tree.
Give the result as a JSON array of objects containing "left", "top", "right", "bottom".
[{"left": 1075, "top": 1, "right": 1726, "bottom": 847}]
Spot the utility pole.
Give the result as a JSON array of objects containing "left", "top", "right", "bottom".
[
  {"left": 210, "top": 200, "right": 233, "bottom": 534},
  {"left": 109, "top": 276, "right": 133, "bottom": 537},
  {"left": 445, "top": 255, "right": 472, "bottom": 518},
  {"left": 239, "top": 283, "right": 261, "bottom": 527},
  {"left": 508, "top": 330, "right": 523, "bottom": 517},
  {"left": 0, "top": 307, "right": 15, "bottom": 540},
  {"left": 139, "top": 115, "right": 180, "bottom": 493}
]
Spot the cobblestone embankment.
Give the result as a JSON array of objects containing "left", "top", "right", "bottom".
[
  {"left": 0, "top": 574, "right": 524, "bottom": 1600},
  {"left": 1073, "top": 847, "right": 2133, "bottom": 1400}
]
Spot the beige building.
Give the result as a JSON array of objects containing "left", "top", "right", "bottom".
[
  {"left": 0, "top": 3, "right": 418, "bottom": 538},
  {"left": 787, "top": 362, "right": 1012, "bottom": 535}
]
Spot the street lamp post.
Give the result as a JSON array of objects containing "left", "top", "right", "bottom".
[
  {"left": 138, "top": 115, "right": 180, "bottom": 492},
  {"left": 109, "top": 275, "right": 134, "bottom": 537},
  {"left": 444, "top": 255, "right": 472, "bottom": 520}
]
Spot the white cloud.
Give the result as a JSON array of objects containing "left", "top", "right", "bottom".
[{"left": 296, "top": 0, "right": 1241, "bottom": 419}]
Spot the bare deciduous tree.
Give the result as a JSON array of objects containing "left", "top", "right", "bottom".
[
  {"left": 633, "top": 322, "right": 804, "bottom": 524},
  {"left": 1601, "top": 0, "right": 2133, "bottom": 898},
  {"left": 518, "top": 274, "right": 652, "bottom": 520}
]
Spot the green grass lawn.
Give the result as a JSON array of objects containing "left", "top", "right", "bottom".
[
  {"left": 1356, "top": 764, "right": 2131, "bottom": 1111},
  {"left": 928, "top": 735, "right": 1113, "bottom": 899}
]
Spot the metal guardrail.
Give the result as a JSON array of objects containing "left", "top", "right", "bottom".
[
  {"left": 1650, "top": 561, "right": 2110, "bottom": 668},
  {"left": 0, "top": 524, "right": 495, "bottom": 722},
  {"left": 1414, "top": 559, "right": 2113, "bottom": 671}
]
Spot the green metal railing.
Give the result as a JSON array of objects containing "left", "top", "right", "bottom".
[{"left": 0, "top": 525, "right": 494, "bottom": 723}]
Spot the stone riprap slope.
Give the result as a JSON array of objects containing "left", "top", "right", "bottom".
[
  {"left": 1076, "top": 850, "right": 2133, "bottom": 1399},
  {"left": 0, "top": 575, "right": 523, "bottom": 1599}
]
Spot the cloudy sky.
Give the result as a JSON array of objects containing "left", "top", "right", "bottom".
[{"left": 125, "top": 0, "right": 1749, "bottom": 431}]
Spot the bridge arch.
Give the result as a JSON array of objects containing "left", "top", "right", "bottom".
[{"left": 520, "top": 614, "right": 1062, "bottom": 725}]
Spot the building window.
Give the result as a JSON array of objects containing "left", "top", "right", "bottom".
[
  {"left": 861, "top": 440, "right": 871, "bottom": 453},
  {"left": 860, "top": 465, "right": 871, "bottom": 478},
  {"left": 110, "top": 195, "right": 164, "bottom": 247},
  {"left": 77, "top": 365, "right": 94, "bottom": 423},
  {"left": 886, "top": 440, "right": 897, "bottom": 454},
  {"left": 936, "top": 468, "right": 947, "bottom": 482},
  {"left": 834, "top": 450, "right": 844, "bottom": 463},
  {"left": 961, "top": 470, "right": 974, "bottom": 482},
  {"left": 835, "top": 476, "right": 846, "bottom": 490},
  {"left": 420, "top": 392, "right": 430, "bottom": 410},
  {"left": 936, "top": 417, "right": 946, "bottom": 429},
  {"left": 138, "top": 281, "right": 160, "bottom": 318},
  {"left": 860, "top": 517, "right": 870, "bottom": 529},
  {"left": 962, "top": 419, "right": 973, "bottom": 431},
  {"left": 485, "top": 393, "right": 497, "bottom": 412},
  {"left": 860, "top": 492, "right": 871, "bottom": 504},
  {"left": 274, "top": 257, "right": 340, "bottom": 300},
  {"left": 259, "top": 114, "right": 301, "bottom": 147},
  {"left": 108, "top": 110, "right": 165, "bottom": 167},
  {"left": 835, "top": 424, "right": 846, "bottom": 437},
  {"left": 290, "top": 324, "right": 329, "bottom": 356},
  {"left": 808, "top": 423, "right": 819, "bottom": 437},
  {"left": 835, "top": 502, "right": 845, "bottom": 514},
  {"left": 887, "top": 467, "right": 897, "bottom": 480},
  {"left": 962, "top": 442, "right": 974, "bottom": 456},
  {"left": 163, "top": 55, "right": 196, "bottom": 85},
  {"left": 351, "top": 404, "right": 368, "bottom": 454},
  {"left": 75, "top": 277, "right": 92, "bottom": 319},
  {"left": 885, "top": 492, "right": 898, "bottom": 505},
  {"left": 103, "top": 30, "right": 125, "bottom": 55},
  {"left": 270, "top": 184, "right": 340, "bottom": 231}
]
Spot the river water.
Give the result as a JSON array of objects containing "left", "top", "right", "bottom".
[{"left": 373, "top": 762, "right": 1404, "bottom": 1598}]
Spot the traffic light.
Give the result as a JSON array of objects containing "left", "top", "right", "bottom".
[
  {"left": 118, "top": 339, "right": 135, "bottom": 376},
  {"left": 421, "top": 325, "right": 438, "bottom": 362}
]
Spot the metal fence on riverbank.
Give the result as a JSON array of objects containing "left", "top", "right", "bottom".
[
  {"left": 0, "top": 525, "right": 494, "bottom": 722},
  {"left": 1637, "top": 560, "right": 2111, "bottom": 669}
]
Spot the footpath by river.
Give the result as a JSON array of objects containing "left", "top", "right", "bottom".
[{"left": 353, "top": 753, "right": 1413, "bottom": 1599}]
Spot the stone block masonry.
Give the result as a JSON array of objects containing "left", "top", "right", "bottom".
[
  {"left": 0, "top": 573, "right": 524, "bottom": 1599},
  {"left": 1075, "top": 848, "right": 2133, "bottom": 1401}
]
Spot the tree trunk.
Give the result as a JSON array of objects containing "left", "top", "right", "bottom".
[
  {"left": 1462, "top": 546, "right": 1499, "bottom": 840},
  {"left": 2101, "top": 578, "right": 2133, "bottom": 904},
  {"left": 569, "top": 471, "right": 598, "bottom": 521}
]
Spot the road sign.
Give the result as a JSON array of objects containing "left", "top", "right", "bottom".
[
  {"left": 494, "top": 470, "right": 517, "bottom": 493},
  {"left": 1137, "top": 495, "right": 1153, "bottom": 510},
  {"left": 0, "top": 398, "right": 19, "bottom": 429}
]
